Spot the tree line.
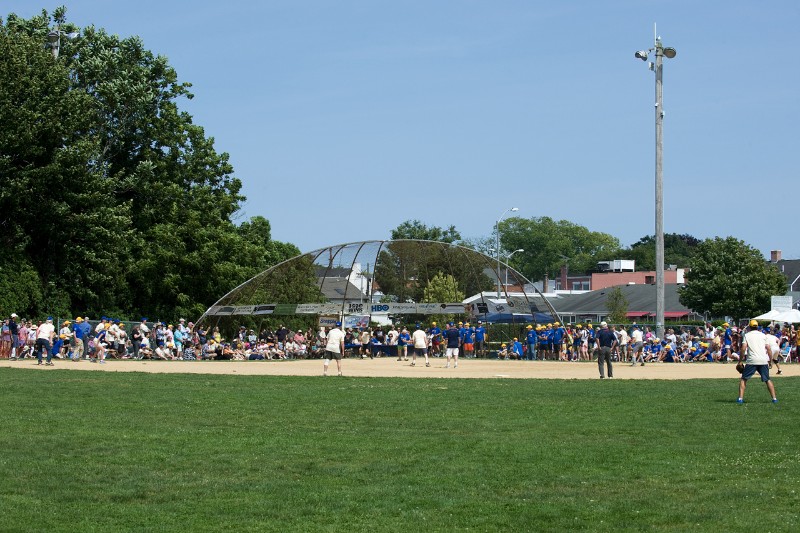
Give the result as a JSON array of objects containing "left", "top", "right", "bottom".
[{"left": 390, "top": 219, "right": 788, "bottom": 322}]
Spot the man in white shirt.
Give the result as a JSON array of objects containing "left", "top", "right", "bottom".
[
  {"left": 737, "top": 320, "right": 777, "bottom": 404},
  {"left": 35, "top": 317, "right": 56, "bottom": 366},
  {"left": 616, "top": 326, "right": 630, "bottom": 363},
  {"left": 764, "top": 325, "right": 782, "bottom": 376},
  {"left": 630, "top": 325, "right": 645, "bottom": 366},
  {"left": 411, "top": 323, "right": 430, "bottom": 367},
  {"left": 323, "top": 322, "right": 345, "bottom": 377}
]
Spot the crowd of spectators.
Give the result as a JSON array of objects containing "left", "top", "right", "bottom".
[
  {"left": 508, "top": 321, "right": 799, "bottom": 365},
  {"left": 2, "top": 313, "right": 797, "bottom": 366},
  {"left": 0, "top": 314, "right": 332, "bottom": 363}
]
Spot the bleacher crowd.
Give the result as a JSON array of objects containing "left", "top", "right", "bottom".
[{"left": 2, "top": 312, "right": 797, "bottom": 367}]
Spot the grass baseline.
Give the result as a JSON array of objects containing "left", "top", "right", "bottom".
[{"left": 0, "top": 368, "right": 797, "bottom": 532}]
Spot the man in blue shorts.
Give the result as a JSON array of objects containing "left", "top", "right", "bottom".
[{"left": 737, "top": 320, "right": 778, "bottom": 404}]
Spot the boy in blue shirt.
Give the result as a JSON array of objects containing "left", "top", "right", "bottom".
[{"left": 525, "top": 325, "right": 538, "bottom": 360}]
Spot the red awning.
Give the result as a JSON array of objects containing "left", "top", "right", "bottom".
[
  {"left": 663, "top": 311, "right": 688, "bottom": 318},
  {"left": 626, "top": 312, "right": 649, "bottom": 317}
]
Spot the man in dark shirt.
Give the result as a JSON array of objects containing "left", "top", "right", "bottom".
[
  {"left": 444, "top": 322, "right": 461, "bottom": 369},
  {"left": 594, "top": 321, "right": 617, "bottom": 379},
  {"left": 9, "top": 313, "right": 19, "bottom": 360}
]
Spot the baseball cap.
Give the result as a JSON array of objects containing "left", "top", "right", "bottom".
[
  {"left": 10, "top": 313, "right": 17, "bottom": 318},
  {"left": 749, "top": 319, "right": 758, "bottom": 327},
  {"left": 600, "top": 321, "right": 607, "bottom": 327},
  {"left": 335, "top": 321, "right": 342, "bottom": 326}
]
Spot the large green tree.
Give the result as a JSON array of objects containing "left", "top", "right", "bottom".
[
  {"left": 499, "top": 216, "right": 621, "bottom": 283},
  {"left": 1, "top": 9, "right": 296, "bottom": 319},
  {"left": 619, "top": 233, "right": 701, "bottom": 271},
  {"left": 390, "top": 220, "right": 461, "bottom": 243},
  {"left": 678, "top": 237, "right": 787, "bottom": 320}
]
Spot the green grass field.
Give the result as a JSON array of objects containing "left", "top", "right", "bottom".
[{"left": 1, "top": 368, "right": 797, "bottom": 532}]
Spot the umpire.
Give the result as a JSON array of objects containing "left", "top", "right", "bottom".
[{"left": 595, "top": 321, "right": 617, "bottom": 379}]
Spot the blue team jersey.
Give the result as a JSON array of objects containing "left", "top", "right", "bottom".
[
  {"left": 464, "top": 330, "right": 475, "bottom": 343},
  {"left": 475, "top": 327, "right": 486, "bottom": 342},
  {"left": 723, "top": 328, "right": 732, "bottom": 345},
  {"left": 512, "top": 341, "right": 524, "bottom": 356},
  {"left": 553, "top": 327, "right": 565, "bottom": 343},
  {"left": 398, "top": 332, "right": 411, "bottom": 346},
  {"left": 51, "top": 339, "right": 64, "bottom": 355},
  {"left": 526, "top": 331, "right": 537, "bottom": 344}
]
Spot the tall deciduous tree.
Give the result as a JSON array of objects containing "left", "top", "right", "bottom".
[
  {"left": 1, "top": 9, "right": 297, "bottom": 319},
  {"left": 499, "top": 217, "right": 621, "bottom": 283},
  {"left": 678, "top": 237, "right": 787, "bottom": 320},
  {"left": 390, "top": 220, "right": 461, "bottom": 243},
  {"left": 620, "top": 233, "right": 701, "bottom": 271}
]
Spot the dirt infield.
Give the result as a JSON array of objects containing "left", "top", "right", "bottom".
[{"left": 3, "top": 357, "right": 796, "bottom": 379}]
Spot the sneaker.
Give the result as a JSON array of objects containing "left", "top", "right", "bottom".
[
  {"left": 323, "top": 371, "right": 328, "bottom": 377},
  {"left": 397, "top": 358, "right": 402, "bottom": 361},
  {"left": 410, "top": 362, "right": 415, "bottom": 366},
  {"left": 777, "top": 370, "right": 782, "bottom": 375},
  {"left": 99, "top": 360, "right": 106, "bottom": 364},
  {"left": 338, "top": 372, "right": 342, "bottom": 377},
  {"left": 445, "top": 363, "right": 450, "bottom": 368},
  {"left": 425, "top": 363, "right": 430, "bottom": 367},
  {"left": 37, "top": 362, "right": 42, "bottom": 366},
  {"left": 736, "top": 398, "right": 744, "bottom": 404},
  {"left": 454, "top": 363, "right": 458, "bottom": 368},
  {"left": 45, "top": 362, "right": 54, "bottom": 366},
  {"left": 640, "top": 362, "right": 645, "bottom": 366},
  {"left": 772, "top": 398, "right": 778, "bottom": 404}
]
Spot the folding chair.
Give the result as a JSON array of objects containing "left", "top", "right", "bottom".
[{"left": 780, "top": 344, "right": 791, "bottom": 363}]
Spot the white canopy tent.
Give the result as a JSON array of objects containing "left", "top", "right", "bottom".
[{"left": 754, "top": 308, "right": 800, "bottom": 323}]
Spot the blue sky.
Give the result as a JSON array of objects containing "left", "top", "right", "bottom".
[{"left": 7, "top": 1, "right": 799, "bottom": 259}]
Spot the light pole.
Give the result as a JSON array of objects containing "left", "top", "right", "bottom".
[
  {"left": 505, "top": 249, "right": 524, "bottom": 288},
  {"left": 47, "top": 26, "right": 79, "bottom": 59},
  {"left": 635, "top": 25, "right": 675, "bottom": 340},
  {"left": 495, "top": 207, "right": 519, "bottom": 298}
]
